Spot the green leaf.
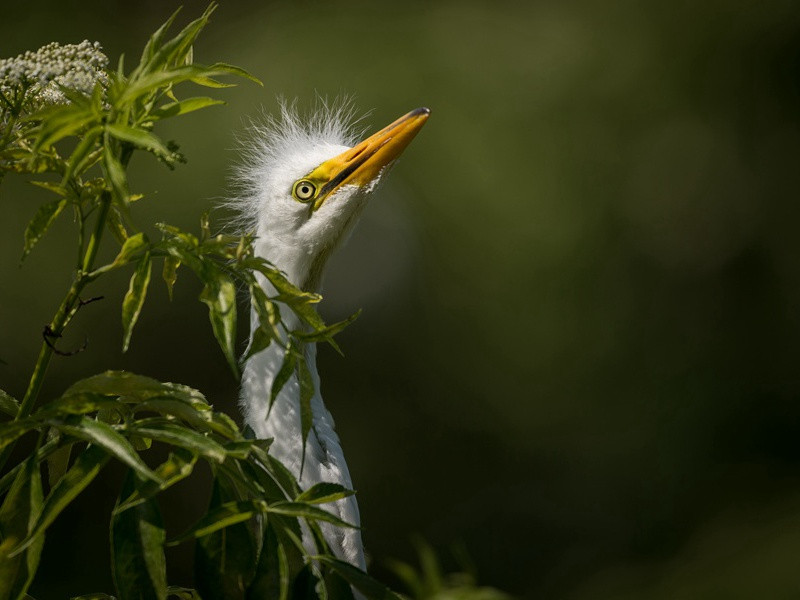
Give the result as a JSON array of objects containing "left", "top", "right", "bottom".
[
  {"left": 45, "top": 427, "right": 70, "bottom": 489},
  {"left": 0, "top": 455, "right": 44, "bottom": 600},
  {"left": 147, "top": 4, "right": 216, "bottom": 73},
  {"left": 120, "top": 62, "right": 248, "bottom": 104},
  {"left": 205, "top": 62, "right": 262, "bottom": 86},
  {"left": 112, "top": 232, "right": 148, "bottom": 266},
  {"left": 199, "top": 265, "right": 238, "bottom": 377},
  {"left": 133, "top": 398, "right": 237, "bottom": 440},
  {"left": 293, "top": 309, "right": 361, "bottom": 355},
  {"left": 121, "top": 251, "right": 152, "bottom": 352},
  {"left": 39, "top": 393, "right": 128, "bottom": 419},
  {"left": 168, "top": 499, "right": 266, "bottom": 546},
  {"left": 0, "top": 420, "right": 36, "bottom": 452},
  {"left": 267, "top": 502, "right": 357, "bottom": 530},
  {"left": 115, "top": 449, "right": 196, "bottom": 514},
  {"left": 0, "top": 438, "right": 60, "bottom": 497},
  {"left": 0, "top": 389, "right": 19, "bottom": 417},
  {"left": 246, "top": 524, "right": 287, "bottom": 600},
  {"left": 296, "top": 353, "right": 314, "bottom": 478},
  {"left": 314, "top": 556, "right": 404, "bottom": 600},
  {"left": 243, "top": 283, "right": 282, "bottom": 361},
  {"left": 52, "top": 416, "right": 161, "bottom": 484},
  {"left": 150, "top": 97, "right": 225, "bottom": 120},
  {"left": 103, "top": 145, "right": 129, "bottom": 205},
  {"left": 136, "top": 6, "right": 182, "bottom": 73},
  {"left": 166, "top": 587, "right": 202, "bottom": 600},
  {"left": 28, "top": 181, "right": 66, "bottom": 197},
  {"left": 111, "top": 470, "right": 167, "bottom": 600},
  {"left": 189, "top": 76, "right": 236, "bottom": 89},
  {"left": 15, "top": 445, "right": 109, "bottom": 555},
  {"left": 128, "top": 420, "right": 227, "bottom": 463},
  {"left": 61, "top": 125, "right": 103, "bottom": 185},
  {"left": 162, "top": 256, "right": 180, "bottom": 300},
  {"left": 33, "top": 106, "right": 95, "bottom": 150},
  {"left": 295, "top": 483, "right": 355, "bottom": 505},
  {"left": 106, "top": 206, "right": 129, "bottom": 244},
  {"left": 21, "top": 198, "right": 67, "bottom": 261},
  {"left": 63, "top": 371, "right": 208, "bottom": 407},
  {"left": 268, "top": 344, "right": 296, "bottom": 417},
  {"left": 194, "top": 477, "right": 257, "bottom": 600},
  {"left": 106, "top": 123, "right": 172, "bottom": 159}
]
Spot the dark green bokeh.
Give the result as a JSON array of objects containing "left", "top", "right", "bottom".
[{"left": 2, "top": 1, "right": 800, "bottom": 597}]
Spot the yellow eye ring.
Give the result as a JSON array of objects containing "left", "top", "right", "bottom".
[{"left": 293, "top": 180, "right": 316, "bottom": 202}]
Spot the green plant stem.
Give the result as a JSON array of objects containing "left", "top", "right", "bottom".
[{"left": 0, "top": 192, "right": 112, "bottom": 472}]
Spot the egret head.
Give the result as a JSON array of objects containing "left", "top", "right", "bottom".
[{"left": 233, "top": 103, "right": 430, "bottom": 291}]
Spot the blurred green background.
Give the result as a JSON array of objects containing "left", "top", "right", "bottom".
[{"left": 3, "top": 0, "right": 800, "bottom": 597}]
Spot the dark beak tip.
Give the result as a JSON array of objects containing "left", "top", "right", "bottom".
[{"left": 412, "top": 107, "right": 431, "bottom": 117}]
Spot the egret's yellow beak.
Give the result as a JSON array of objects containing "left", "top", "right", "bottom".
[{"left": 307, "top": 107, "right": 430, "bottom": 210}]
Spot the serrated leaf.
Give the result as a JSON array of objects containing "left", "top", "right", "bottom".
[
  {"left": 199, "top": 265, "right": 238, "bottom": 377},
  {"left": 189, "top": 76, "right": 236, "bottom": 89},
  {"left": 268, "top": 344, "right": 296, "bottom": 417},
  {"left": 52, "top": 416, "right": 161, "bottom": 484},
  {"left": 111, "top": 470, "right": 167, "bottom": 600},
  {"left": 295, "top": 483, "right": 355, "bottom": 505},
  {"left": 112, "top": 232, "right": 148, "bottom": 266},
  {"left": 0, "top": 420, "right": 36, "bottom": 451},
  {"left": 246, "top": 524, "right": 287, "bottom": 600},
  {"left": 296, "top": 353, "right": 314, "bottom": 478},
  {"left": 267, "top": 502, "right": 357, "bottom": 530},
  {"left": 134, "top": 398, "right": 237, "bottom": 440},
  {"left": 14, "top": 445, "right": 109, "bottom": 556},
  {"left": 106, "top": 207, "right": 129, "bottom": 243},
  {"left": 103, "top": 145, "right": 128, "bottom": 205},
  {"left": 33, "top": 107, "right": 95, "bottom": 151},
  {"left": 293, "top": 310, "right": 361, "bottom": 355},
  {"left": 162, "top": 256, "right": 180, "bottom": 300},
  {"left": 0, "top": 389, "right": 19, "bottom": 417},
  {"left": 0, "top": 455, "right": 44, "bottom": 600},
  {"left": 64, "top": 371, "right": 208, "bottom": 406},
  {"left": 168, "top": 499, "right": 266, "bottom": 546},
  {"left": 205, "top": 62, "right": 262, "bottom": 86},
  {"left": 195, "top": 477, "right": 257, "bottom": 600},
  {"left": 115, "top": 449, "right": 196, "bottom": 514},
  {"left": 21, "top": 198, "right": 67, "bottom": 261},
  {"left": 121, "top": 251, "right": 152, "bottom": 352},
  {"left": 128, "top": 420, "right": 226, "bottom": 463},
  {"left": 147, "top": 4, "right": 215, "bottom": 73},
  {"left": 28, "top": 181, "right": 66, "bottom": 197},
  {"left": 62, "top": 125, "right": 103, "bottom": 185},
  {"left": 136, "top": 7, "right": 182, "bottom": 74},
  {"left": 45, "top": 427, "right": 70, "bottom": 489},
  {"left": 150, "top": 97, "right": 225, "bottom": 120},
  {"left": 314, "top": 556, "right": 404, "bottom": 600},
  {"left": 241, "top": 326, "right": 274, "bottom": 363},
  {"left": 106, "top": 123, "right": 172, "bottom": 159}
]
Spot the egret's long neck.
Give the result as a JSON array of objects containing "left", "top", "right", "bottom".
[
  {"left": 239, "top": 238, "right": 365, "bottom": 568},
  {"left": 240, "top": 237, "right": 339, "bottom": 477}
]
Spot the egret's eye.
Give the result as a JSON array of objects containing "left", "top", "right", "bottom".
[{"left": 293, "top": 180, "right": 316, "bottom": 202}]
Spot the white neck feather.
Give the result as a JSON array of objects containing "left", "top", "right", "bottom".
[{"left": 239, "top": 237, "right": 366, "bottom": 569}]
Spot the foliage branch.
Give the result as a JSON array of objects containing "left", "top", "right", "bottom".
[{"left": 0, "top": 5, "right": 403, "bottom": 599}]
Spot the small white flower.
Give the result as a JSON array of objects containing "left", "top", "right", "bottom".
[{"left": 0, "top": 40, "right": 108, "bottom": 109}]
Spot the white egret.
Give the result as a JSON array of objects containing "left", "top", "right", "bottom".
[{"left": 235, "top": 104, "right": 430, "bottom": 568}]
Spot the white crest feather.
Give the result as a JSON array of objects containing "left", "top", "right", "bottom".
[{"left": 225, "top": 97, "right": 368, "bottom": 234}]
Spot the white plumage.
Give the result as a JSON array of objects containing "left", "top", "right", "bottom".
[{"left": 231, "top": 101, "right": 429, "bottom": 568}]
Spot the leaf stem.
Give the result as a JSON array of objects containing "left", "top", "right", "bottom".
[{"left": 0, "top": 191, "right": 112, "bottom": 472}]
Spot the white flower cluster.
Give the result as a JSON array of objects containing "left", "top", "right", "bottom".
[{"left": 0, "top": 40, "right": 108, "bottom": 107}]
